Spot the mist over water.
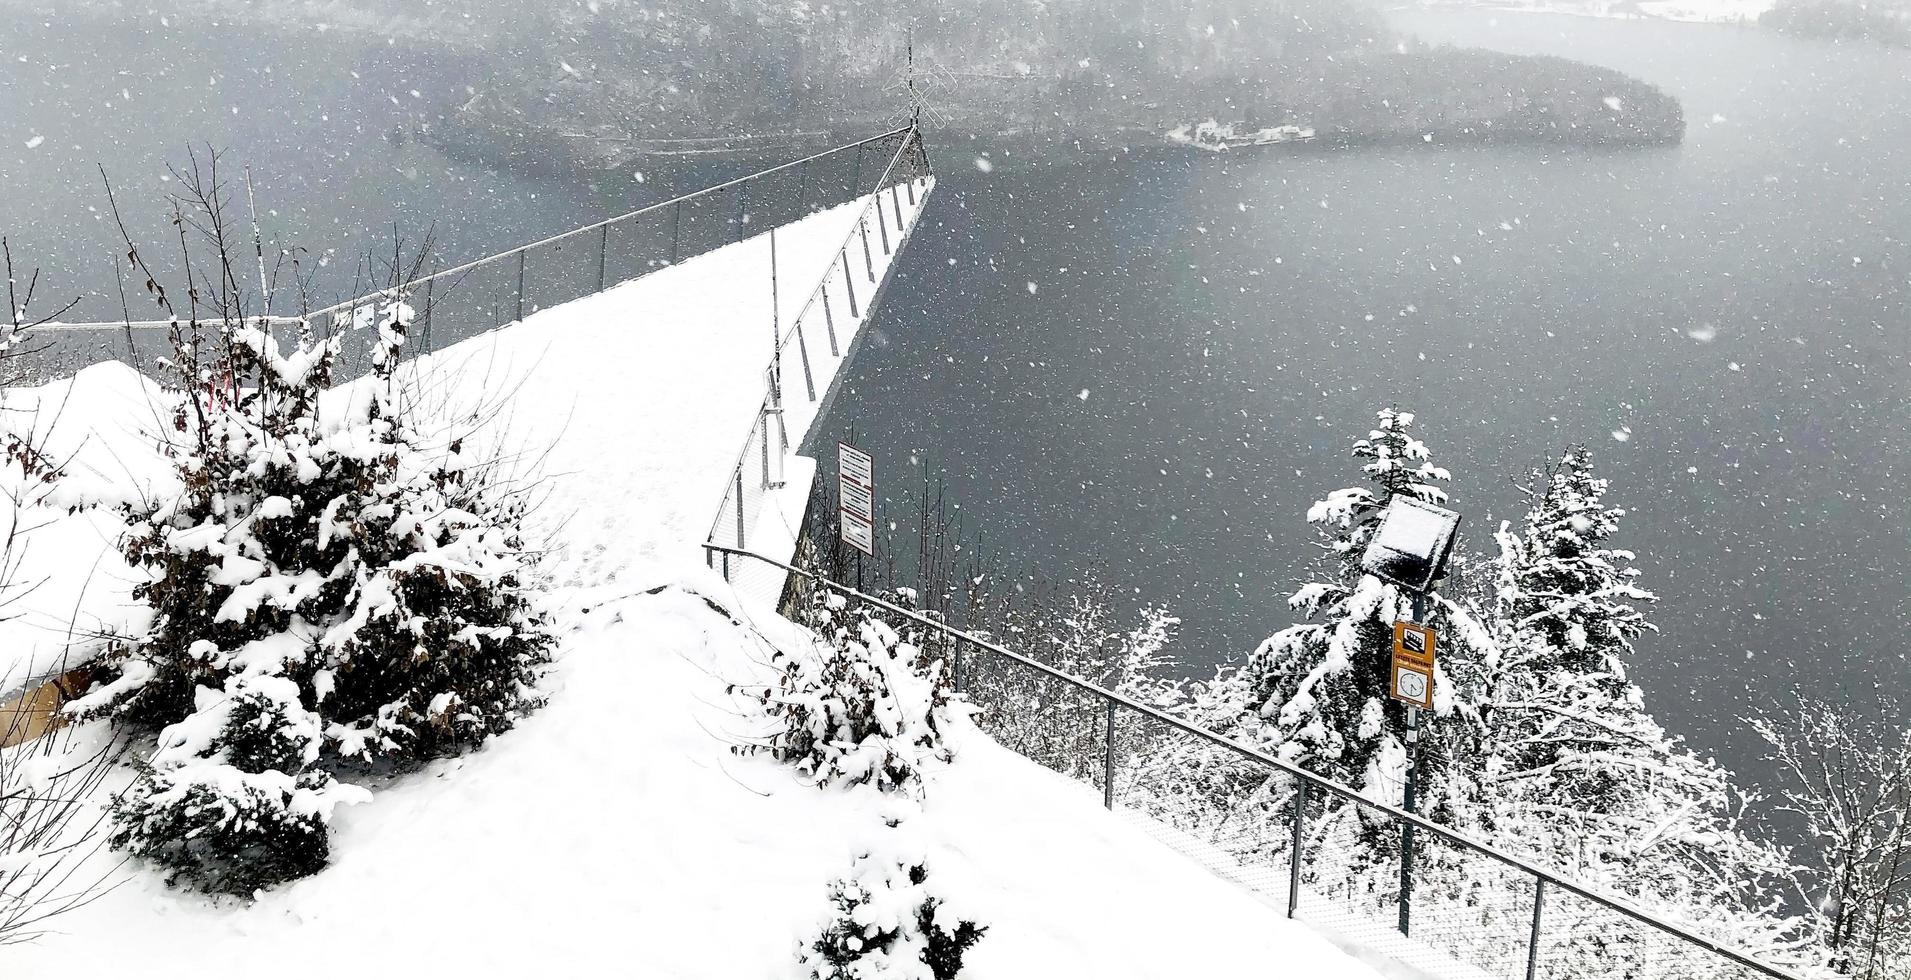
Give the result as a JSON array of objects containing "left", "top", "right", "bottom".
[{"left": 815, "top": 11, "right": 1911, "bottom": 789}]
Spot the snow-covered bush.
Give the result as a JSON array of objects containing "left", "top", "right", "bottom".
[
  {"left": 739, "top": 595, "right": 958, "bottom": 797},
  {"left": 106, "top": 675, "right": 367, "bottom": 895},
  {"left": 72, "top": 163, "right": 554, "bottom": 893},
  {"left": 799, "top": 819, "right": 987, "bottom": 980}
]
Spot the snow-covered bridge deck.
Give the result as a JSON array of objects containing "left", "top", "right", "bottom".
[{"left": 0, "top": 176, "right": 933, "bottom": 692}]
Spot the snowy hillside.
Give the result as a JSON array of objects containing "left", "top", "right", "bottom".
[
  {"left": 7, "top": 576, "right": 1389, "bottom": 977},
  {"left": 2, "top": 183, "right": 1388, "bottom": 977}
]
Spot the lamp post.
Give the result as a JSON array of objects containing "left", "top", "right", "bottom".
[{"left": 1360, "top": 494, "right": 1462, "bottom": 938}]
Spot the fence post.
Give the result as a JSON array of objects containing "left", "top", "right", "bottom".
[
  {"left": 734, "top": 468, "right": 747, "bottom": 550},
  {"left": 734, "top": 184, "right": 749, "bottom": 244},
  {"left": 906, "top": 172, "right": 917, "bottom": 206},
  {"left": 877, "top": 197, "right": 892, "bottom": 255},
  {"left": 861, "top": 221, "right": 875, "bottom": 282},
  {"left": 952, "top": 642, "right": 962, "bottom": 693},
  {"left": 420, "top": 261, "right": 438, "bottom": 355},
  {"left": 851, "top": 145, "right": 865, "bottom": 196},
  {"left": 795, "top": 320, "right": 816, "bottom": 402},
  {"left": 892, "top": 183, "right": 905, "bottom": 236},
  {"left": 1289, "top": 781, "right": 1308, "bottom": 918},
  {"left": 842, "top": 250, "right": 860, "bottom": 318},
  {"left": 515, "top": 249, "right": 526, "bottom": 322},
  {"left": 797, "top": 159, "right": 810, "bottom": 215},
  {"left": 598, "top": 224, "right": 609, "bottom": 292},
  {"left": 671, "top": 200, "right": 683, "bottom": 265},
  {"left": 822, "top": 282, "right": 839, "bottom": 356},
  {"left": 1526, "top": 879, "right": 1547, "bottom": 980},
  {"left": 760, "top": 408, "right": 773, "bottom": 489},
  {"left": 1102, "top": 699, "right": 1117, "bottom": 810}
]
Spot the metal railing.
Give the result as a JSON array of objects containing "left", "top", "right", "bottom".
[
  {"left": 703, "top": 126, "right": 932, "bottom": 567},
  {"left": 20, "top": 128, "right": 929, "bottom": 383},
  {"left": 703, "top": 542, "right": 1809, "bottom": 980}
]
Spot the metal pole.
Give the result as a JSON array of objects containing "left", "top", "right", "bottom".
[
  {"left": 670, "top": 200, "right": 683, "bottom": 265},
  {"left": 515, "top": 249, "right": 526, "bottom": 322},
  {"left": 822, "top": 283, "right": 839, "bottom": 356},
  {"left": 597, "top": 223, "right": 609, "bottom": 292},
  {"left": 770, "top": 228, "right": 781, "bottom": 392},
  {"left": 861, "top": 220, "right": 876, "bottom": 282},
  {"left": 797, "top": 160, "right": 810, "bottom": 215},
  {"left": 734, "top": 468, "right": 746, "bottom": 549},
  {"left": 1400, "top": 588, "right": 1429, "bottom": 937},
  {"left": 851, "top": 145, "right": 865, "bottom": 196},
  {"left": 795, "top": 321, "right": 815, "bottom": 402},
  {"left": 760, "top": 410, "right": 772, "bottom": 489},
  {"left": 892, "top": 183, "right": 905, "bottom": 236},
  {"left": 420, "top": 260, "right": 437, "bottom": 355},
  {"left": 842, "top": 250, "right": 860, "bottom": 318},
  {"left": 1102, "top": 699, "right": 1117, "bottom": 810},
  {"left": 877, "top": 197, "right": 892, "bottom": 255},
  {"left": 733, "top": 184, "right": 748, "bottom": 244},
  {"left": 1526, "top": 878, "right": 1547, "bottom": 980},
  {"left": 953, "top": 642, "right": 963, "bottom": 692},
  {"left": 1289, "top": 781, "right": 1308, "bottom": 918}
]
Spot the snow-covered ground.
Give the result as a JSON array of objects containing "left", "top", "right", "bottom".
[
  {"left": 0, "top": 184, "right": 926, "bottom": 691},
  {"left": 4, "top": 577, "right": 1390, "bottom": 977},
  {"left": 1398, "top": 0, "right": 1773, "bottom": 23},
  {"left": 1, "top": 176, "right": 1390, "bottom": 975}
]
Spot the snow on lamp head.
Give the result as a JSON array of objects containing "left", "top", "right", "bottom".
[{"left": 1360, "top": 495, "right": 1462, "bottom": 594}]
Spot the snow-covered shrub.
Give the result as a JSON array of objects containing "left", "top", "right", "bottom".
[
  {"left": 73, "top": 166, "right": 554, "bottom": 893},
  {"left": 106, "top": 675, "right": 367, "bottom": 895},
  {"left": 799, "top": 823, "right": 986, "bottom": 980},
  {"left": 740, "top": 595, "right": 958, "bottom": 797}
]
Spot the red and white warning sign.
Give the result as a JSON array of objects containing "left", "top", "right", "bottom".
[{"left": 838, "top": 442, "right": 875, "bottom": 556}]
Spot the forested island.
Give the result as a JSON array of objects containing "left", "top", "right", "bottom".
[
  {"left": 16, "top": 0, "right": 1683, "bottom": 171},
  {"left": 386, "top": 0, "right": 1684, "bottom": 172}
]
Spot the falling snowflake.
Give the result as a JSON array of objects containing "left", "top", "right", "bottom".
[
  {"left": 24, "top": 135, "right": 43, "bottom": 149},
  {"left": 1077, "top": 389, "right": 1090, "bottom": 401},
  {"left": 1611, "top": 426, "right": 1632, "bottom": 443},
  {"left": 974, "top": 156, "right": 994, "bottom": 173}
]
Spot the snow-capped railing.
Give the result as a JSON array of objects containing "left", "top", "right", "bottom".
[
  {"left": 22, "top": 127, "right": 925, "bottom": 382},
  {"left": 703, "top": 126, "right": 932, "bottom": 573},
  {"left": 704, "top": 541, "right": 1811, "bottom": 980}
]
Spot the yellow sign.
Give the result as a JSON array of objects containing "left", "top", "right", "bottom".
[
  {"left": 1393, "top": 621, "right": 1436, "bottom": 666},
  {"left": 1391, "top": 656, "right": 1434, "bottom": 709}
]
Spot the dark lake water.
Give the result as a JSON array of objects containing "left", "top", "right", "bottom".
[
  {"left": 3, "top": 8, "right": 1906, "bottom": 795},
  {"left": 816, "top": 11, "right": 1911, "bottom": 790}
]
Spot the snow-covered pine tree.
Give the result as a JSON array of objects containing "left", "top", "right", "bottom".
[
  {"left": 73, "top": 269, "right": 553, "bottom": 891},
  {"left": 798, "top": 810, "right": 987, "bottom": 980},
  {"left": 1243, "top": 409, "right": 1493, "bottom": 826},
  {"left": 1481, "top": 447, "right": 1806, "bottom": 969},
  {"left": 738, "top": 593, "right": 960, "bottom": 798}
]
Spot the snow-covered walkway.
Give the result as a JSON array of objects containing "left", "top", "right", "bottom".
[{"left": 0, "top": 183, "right": 928, "bottom": 689}]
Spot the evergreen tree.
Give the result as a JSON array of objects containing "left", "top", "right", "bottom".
[
  {"left": 737, "top": 593, "right": 961, "bottom": 798},
  {"left": 1481, "top": 447, "right": 1805, "bottom": 967},
  {"left": 74, "top": 294, "right": 554, "bottom": 894},
  {"left": 1243, "top": 409, "right": 1494, "bottom": 826},
  {"left": 799, "top": 810, "right": 987, "bottom": 980}
]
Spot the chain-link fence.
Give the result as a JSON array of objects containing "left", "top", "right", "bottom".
[
  {"left": 704, "top": 544, "right": 1807, "bottom": 980},
  {"left": 701, "top": 127, "right": 933, "bottom": 582},
  {"left": 18, "top": 127, "right": 930, "bottom": 384}
]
